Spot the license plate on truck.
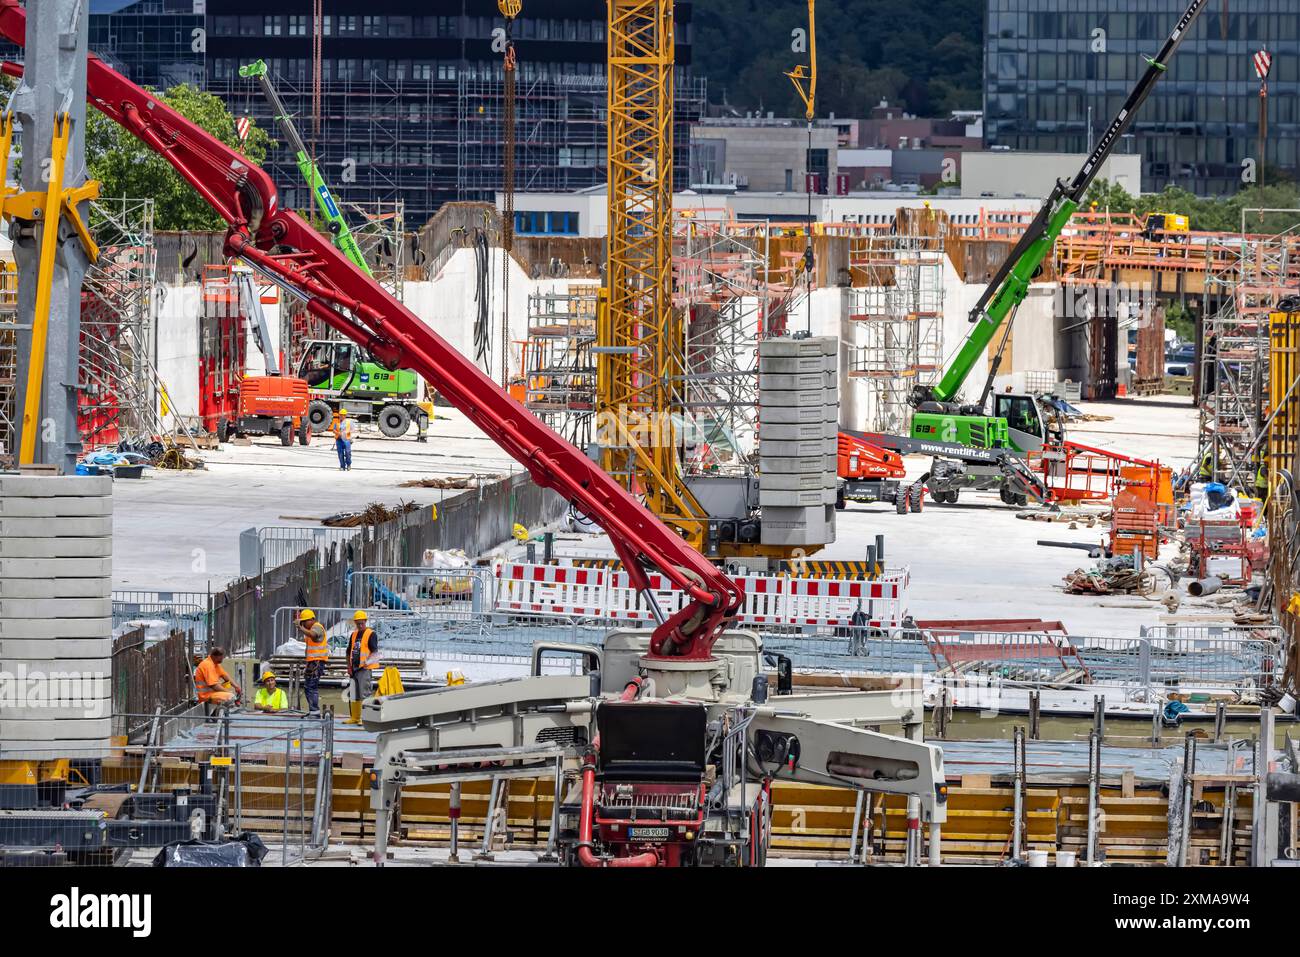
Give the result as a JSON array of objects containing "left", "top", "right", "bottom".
[{"left": 629, "top": 827, "right": 670, "bottom": 841}]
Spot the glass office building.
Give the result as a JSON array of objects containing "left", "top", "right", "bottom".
[
  {"left": 3, "top": 1, "right": 704, "bottom": 227},
  {"left": 984, "top": 0, "right": 1299, "bottom": 195}
]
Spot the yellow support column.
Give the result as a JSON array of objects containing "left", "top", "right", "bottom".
[{"left": 18, "top": 112, "right": 72, "bottom": 465}]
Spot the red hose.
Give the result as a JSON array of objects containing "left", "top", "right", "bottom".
[
  {"left": 576, "top": 681, "right": 657, "bottom": 868},
  {"left": 576, "top": 761, "right": 658, "bottom": 868}
]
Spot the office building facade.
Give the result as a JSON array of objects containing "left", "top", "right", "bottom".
[
  {"left": 6, "top": 1, "right": 704, "bottom": 228},
  {"left": 984, "top": 0, "right": 1299, "bottom": 195}
]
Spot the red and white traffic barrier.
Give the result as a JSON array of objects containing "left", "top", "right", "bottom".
[
  {"left": 493, "top": 562, "right": 909, "bottom": 630},
  {"left": 494, "top": 563, "right": 609, "bottom": 618}
]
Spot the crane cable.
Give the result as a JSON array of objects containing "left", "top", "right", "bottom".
[
  {"left": 473, "top": 226, "right": 492, "bottom": 368},
  {"left": 500, "top": 6, "right": 518, "bottom": 388}
]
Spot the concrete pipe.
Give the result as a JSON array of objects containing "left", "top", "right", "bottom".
[{"left": 1187, "top": 577, "right": 1221, "bottom": 597}]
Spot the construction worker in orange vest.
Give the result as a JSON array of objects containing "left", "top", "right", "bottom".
[
  {"left": 344, "top": 609, "right": 379, "bottom": 724},
  {"left": 194, "top": 647, "right": 241, "bottom": 710},
  {"left": 331, "top": 409, "right": 354, "bottom": 471},
  {"left": 297, "top": 609, "right": 328, "bottom": 715}
]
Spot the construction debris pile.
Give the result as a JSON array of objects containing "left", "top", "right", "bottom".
[
  {"left": 321, "top": 501, "right": 421, "bottom": 527},
  {"left": 399, "top": 474, "right": 505, "bottom": 490}
]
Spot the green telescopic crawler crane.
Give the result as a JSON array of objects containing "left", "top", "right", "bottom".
[
  {"left": 239, "top": 59, "right": 430, "bottom": 440},
  {"left": 239, "top": 58, "right": 371, "bottom": 274},
  {"left": 890, "top": 0, "right": 1208, "bottom": 506}
]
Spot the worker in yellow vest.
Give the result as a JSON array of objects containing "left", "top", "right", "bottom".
[
  {"left": 253, "top": 671, "right": 288, "bottom": 713},
  {"left": 344, "top": 610, "right": 379, "bottom": 724},
  {"left": 297, "top": 608, "right": 328, "bottom": 715}
]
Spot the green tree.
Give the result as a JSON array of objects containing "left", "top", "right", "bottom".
[
  {"left": 1084, "top": 178, "right": 1300, "bottom": 235},
  {"left": 87, "top": 84, "right": 272, "bottom": 231}
]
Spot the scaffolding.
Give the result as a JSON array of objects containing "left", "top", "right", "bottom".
[
  {"left": 1198, "top": 212, "right": 1300, "bottom": 491},
  {"left": 847, "top": 231, "right": 945, "bottom": 433},
  {"left": 520, "top": 287, "right": 599, "bottom": 446},
  {"left": 78, "top": 198, "right": 186, "bottom": 451},
  {"left": 0, "top": 260, "right": 16, "bottom": 467},
  {"left": 675, "top": 225, "right": 792, "bottom": 476},
  {"left": 209, "top": 67, "right": 705, "bottom": 228}
]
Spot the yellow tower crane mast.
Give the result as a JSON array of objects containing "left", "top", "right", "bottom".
[{"left": 598, "top": 0, "right": 708, "bottom": 550}]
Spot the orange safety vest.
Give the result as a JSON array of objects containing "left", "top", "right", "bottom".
[
  {"left": 303, "top": 622, "right": 329, "bottom": 662},
  {"left": 348, "top": 627, "right": 379, "bottom": 671}
]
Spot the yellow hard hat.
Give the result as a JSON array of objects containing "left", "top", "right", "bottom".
[
  {"left": 353, "top": 609, "right": 368, "bottom": 621},
  {"left": 260, "top": 671, "right": 276, "bottom": 682},
  {"left": 299, "top": 609, "right": 316, "bottom": 621}
]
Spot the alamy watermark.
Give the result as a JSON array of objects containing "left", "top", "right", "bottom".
[{"left": 0, "top": 666, "right": 108, "bottom": 718}]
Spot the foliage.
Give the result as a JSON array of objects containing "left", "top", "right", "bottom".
[
  {"left": 87, "top": 84, "right": 272, "bottom": 231},
  {"left": 693, "top": 0, "right": 982, "bottom": 117},
  {"left": 1082, "top": 178, "right": 1300, "bottom": 236}
]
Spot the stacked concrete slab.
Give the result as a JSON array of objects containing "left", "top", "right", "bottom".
[
  {"left": 758, "top": 337, "right": 838, "bottom": 547},
  {"left": 0, "top": 475, "right": 113, "bottom": 758}
]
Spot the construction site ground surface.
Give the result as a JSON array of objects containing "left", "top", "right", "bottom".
[{"left": 115, "top": 394, "right": 1196, "bottom": 642}]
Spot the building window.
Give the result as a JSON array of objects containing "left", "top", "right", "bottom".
[
  {"left": 338, "top": 16, "right": 358, "bottom": 35},
  {"left": 263, "top": 15, "right": 282, "bottom": 37},
  {"left": 363, "top": 15, "right": 384, "bottom": 37},
  {"left": 288, "top": 15, "right": 307, "bottom": 37},
  {"left": 513, "top": 211, "right": 580, "bottom": 235}
]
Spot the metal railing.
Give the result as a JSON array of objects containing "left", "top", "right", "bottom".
[
  {"left": 258, "top": 594, "right": 1284, "bottom": 696},
  {"left": 111, "top": 589, "right": 210, "bottom": 645}
]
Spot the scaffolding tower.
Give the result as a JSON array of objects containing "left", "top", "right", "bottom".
[
  {"left": 78, "top": 198, "right": 182, "bottom": 451},
  {"left": 1198, "top": 215, "right": 1300, "bottom": 490},
  {"left": 675, "top": 225, "right": 793, "bottom": 476},
  {"left": 520, "top": 287, "right": 599, "bottom": 446},
  {"left": 847, "top": 231, "right": 945, "bottom": 433}
]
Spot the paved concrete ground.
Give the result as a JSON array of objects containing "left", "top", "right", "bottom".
[
  {"left": 111, "top": 408, "right": 520, "bottom": 591},
  {"left": 113, "top": 392, "right": 1203, "bottom": 641},
  {"left": 544, "top": 394, "right": 1204, "bottom": 639}
]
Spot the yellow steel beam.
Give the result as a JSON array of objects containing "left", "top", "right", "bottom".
[{"left": 18, "top": 112, "right": 71, "bottom": 465}]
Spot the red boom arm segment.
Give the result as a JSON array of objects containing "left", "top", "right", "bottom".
[{"left": 0, "top": 0, "right": 741, "bottom": 659}]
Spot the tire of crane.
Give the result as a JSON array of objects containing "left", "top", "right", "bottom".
[
  {"left": 217, "top": 417, "right": 232, "bottom": 444},
  {"left": 279, "top": 422, "right": 293, "bottom": 447},
  {"left": 377, "top": 403, "right": 412, "bottom": 438},
  {"left": 297, "top": 419, "right": 311, "bottom": 446},
  {"left": 307, "top": 399, "right": 334, "bottom": 433}
]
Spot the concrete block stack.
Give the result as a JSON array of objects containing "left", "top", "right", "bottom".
[
  {"left": 0, "top": 475, "right": 113, "bottom": 758},
  {"left": 757, "top": 337, "right": 838, "bottom": 547}
]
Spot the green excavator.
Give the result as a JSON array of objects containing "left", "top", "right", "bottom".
[
  {"left": 865, "top": 0, "right": 1206, "bottom": 507},
  {"left": 240, "top": 59, "right": 430, "bottom": 439}
]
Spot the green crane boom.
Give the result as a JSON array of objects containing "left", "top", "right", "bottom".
[
  {"left": 918, "top": 0, "right": 1207, "bottom": 409},
  {"left": 239, "top": 59, "right": 372, "bottom": 277}
]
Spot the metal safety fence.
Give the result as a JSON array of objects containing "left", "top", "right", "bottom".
[{"left": 0, "top": 711, "right": 332, "bottom": 866}]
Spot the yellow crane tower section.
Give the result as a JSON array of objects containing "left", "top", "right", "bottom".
[{"left": 598, "top": 0, "right": 708, "bottom": 550}]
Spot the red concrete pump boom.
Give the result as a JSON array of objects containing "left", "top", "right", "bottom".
[{"left": 0, "top": 0, "right": 742, "bottom": 659}]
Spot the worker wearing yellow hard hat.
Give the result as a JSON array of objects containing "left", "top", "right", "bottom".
[
  {"left": 253, "top": 671, "right": 288, "bottom": 713},
  {"left": 331, "top": 409, "right": 354, "bottom": 471},
  {"left": 344, "top": 610, "right": 379, "bottom": 724},
  {"left": 297, "top": 608, "right": 328, "bottom": 715}
]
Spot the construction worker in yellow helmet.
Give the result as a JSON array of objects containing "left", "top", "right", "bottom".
[
  {"left": 344, "top": 609, "right": 379, "bottom": 724},
  {"left": 254, "top": 671, "right": 288, "bottom": 713},
  {"left": 296, "top": 608, "right": 327, "bottom": 715}
]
